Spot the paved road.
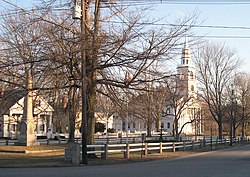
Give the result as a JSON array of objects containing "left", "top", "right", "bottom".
[{"left": 1, "top": 145, "right": 250, "bottom": 177}]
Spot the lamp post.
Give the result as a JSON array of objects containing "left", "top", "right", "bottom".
[
  {"left": 230, "top": 84, "right": 234, "bottom": 146},
  {"left": 72, "top": 0, "right": 88, "bottom": 164},
  {"left": 159, "top": 123, "right": 163, "bottom": 141},
  {"left": 124, "top": 72, "right": 131, "bottom": 144}
]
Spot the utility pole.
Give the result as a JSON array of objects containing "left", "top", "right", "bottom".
[
  {"left": 72, "top": 0, "right": 88, "bottom": 165},
  {"left": 80, "top": 0, "right": 88, "bottom": 165}
]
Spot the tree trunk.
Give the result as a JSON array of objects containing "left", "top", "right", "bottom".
[
  {"left": 175, "top": 120, "right": 179, "bottom": 141},
  {"left": 241, "top": 121, "right": 245, "bottom": 137},
  {"left": 147, "top": 123, "right": 152, "bottom": 137},
  {"left": 68, "top": 99, "right": 76, "bottom": 142},
  {"left": 218, "top": 117, "right": 223, "bottom": 139}
]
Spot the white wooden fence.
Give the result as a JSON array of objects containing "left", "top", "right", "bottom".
[{"left": 82, "top": 137, "right": 248, "bottom": 160}]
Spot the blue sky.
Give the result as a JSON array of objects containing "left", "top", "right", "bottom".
[
  {"left": 1, "top": 0, "right": 250, "bottom": 71},
  {"left": 150, "top": 2, "right": 250, "bottom": 72}
]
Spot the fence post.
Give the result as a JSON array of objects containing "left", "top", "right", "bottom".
[
  {"left": 101, "top": 144, "right": 108, "bottom": 160},
  {"left": 183, "top": 141, "right": 186, "bottom": 151},
  {"left": 203, "top": 138, "right": 206, "bottom": 147},
  {"left": 172, "top": 142, "right": 175, "bottom": 152},
  {"left": 47, "top": 139, "right": 50, "bottom": 145},
  {"left": 124, "top": 143, "right": 130, "bottom": 159},
  {"left": 191, "top": 141, "right": 194, "bottom": 150},
  {"left": 199, "top": 139, "right": 202, "bottom": 149},
  {"left": 5, "top": 139, "right": 9, "bottom": 145},
  {"left": 159, "top": 142, "right": 163, "bottom": 153},
  {"left": 144, "top": 142, "right": 148, "bottom": 156}
]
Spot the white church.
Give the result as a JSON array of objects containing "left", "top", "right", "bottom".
[
  {"left": 107, "top": 37, "right": 202, "bottom": 136},
  {"left": 160, "top": 37, "right": 202, "bottom": 136}
]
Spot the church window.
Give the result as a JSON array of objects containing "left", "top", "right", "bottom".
[
  {"left": 167, "top": 122, "right": 170, "bottom": 129},
  {"left": 167, "top": 107, "right": 171, "bottom": 114},
  {"left": 190, "top": 71, "right": 194, "bottom": 79},
  {"left": 186, "top": 60, "right": 188, "bottom": 64},
  {"left": 191, "top": 85, "right": 194, "bottom": 92}
]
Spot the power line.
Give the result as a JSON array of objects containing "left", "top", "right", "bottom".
[
  {"left": 107, "top": 20, "right": 250, "bottom": 30},
  {"left": 115, "top": 0, "right": 250, "bottom": 5}
]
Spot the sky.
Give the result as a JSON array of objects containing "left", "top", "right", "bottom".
[
  {"left": 1, "top": 0, "right": 250, "bottom": 72},
  {"left": 150, "top": 1, "right": 250, "bottom": 72}
]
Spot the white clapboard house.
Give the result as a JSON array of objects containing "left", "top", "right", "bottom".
[{"left": 0, "top": 90, "right": 54, "bottom": 139}]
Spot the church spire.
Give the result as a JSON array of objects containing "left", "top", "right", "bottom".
[{"left": 181, "top": 36, "right": 191, "bottom": 66}]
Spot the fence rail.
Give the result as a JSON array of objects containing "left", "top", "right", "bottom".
[{"left": 74, "top": 137, "right": 248, "bottom": 161}]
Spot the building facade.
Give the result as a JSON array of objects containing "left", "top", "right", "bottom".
[
  {"left": 161, "top": 37, "right": 202, "bottom": 136},
  {"left": 111, "top": 37, "right": 202, "bottom": 136},
  {"left": 0, "top": 90, "right": 54, "bottom": 139}
]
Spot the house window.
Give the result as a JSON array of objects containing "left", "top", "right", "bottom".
[
  {"left": 122, "top": 121, "right": 126, "bottom": 131},
  {"left": 11, "top": 124, "right": 16, "bottom": 132},
  {"left": 40, "top": 124, "right": 45, "bottom": 131},
  {"left": 167, "top": 122, "right": 170, "bottom": 129},
  {"left": 17, "top": 122, "right": 21, "bottom": 132},
  {"left": 12, "top": 114, "right": 22, "bottom": 121},
  {"left": 40, "top": 115, "right": 46, "bottom": 122}
]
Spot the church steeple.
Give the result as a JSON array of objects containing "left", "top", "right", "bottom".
[
  {"left": 181, "top": 36, "right": 191, "bottom": 66},
  {"left": 177, "top": 36, "right": 197, "bottom": 98}
]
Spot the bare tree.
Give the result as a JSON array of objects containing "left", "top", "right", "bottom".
[
  {"left": 1, "top": 0, "right": 198, "bottom": 146},
  {"left": 194, "top": 42, "right": 242, "bottom": 139},
  {"left": 162, "top": 74, "right": 199, "bottom": 141},
  {"left": 232, "top": 73, "right": 250, "bottom": 137},
  {"left": 130, "top": 85, "right": 167, "bottom": 137}
]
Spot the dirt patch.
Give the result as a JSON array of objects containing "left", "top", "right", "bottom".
[{"left": 0, "top": 145, "right": 66, "bottom": 152}]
